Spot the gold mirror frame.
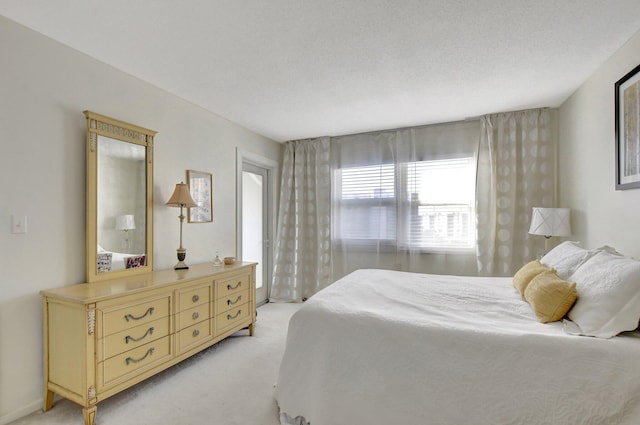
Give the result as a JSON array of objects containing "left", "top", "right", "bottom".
[{"left": 84, "top": 111, "right": 156, "bottom": 282}]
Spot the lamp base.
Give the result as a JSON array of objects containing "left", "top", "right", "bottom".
[
  {"left": 535, "top": 250, "right": 548, "bottom": 260},
  {"left": 174, "top": 261, "right": 189, "bottom": 270},
  {"left": 174, "top": 248, "right": 189, "bottom": 270}
]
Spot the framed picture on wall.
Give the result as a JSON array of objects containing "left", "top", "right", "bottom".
[
  {"left": 615, "top": 63, "right": 640, "bottom": 190},
  {"left": 187, "top": 169, "right": 213, "bottom": 222}
]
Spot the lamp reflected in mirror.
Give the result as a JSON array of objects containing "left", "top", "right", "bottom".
[
  {"left": 116, "top": 214, "right": 135, "bottom": 252},
  {"left": 166, "top": 182, "right": 197, "bottom": 270}
]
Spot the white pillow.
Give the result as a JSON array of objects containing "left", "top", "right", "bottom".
[
  {"left": 565, "top": 250, "right": 640, "bottom": 338},
  {"left": 540, "top": 241, "right": 595, "bottom": 280},
  {"left": 596, "top": 245, "right": 622, "bottom": 256}
]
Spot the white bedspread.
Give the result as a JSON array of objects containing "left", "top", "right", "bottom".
[{"left": 275, "top": 269, "right": 640, "bottom": 425}]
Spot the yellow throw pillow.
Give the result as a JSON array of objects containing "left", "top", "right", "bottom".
[
  {"left": 513, "top": 260, "right": 550, "bottom": 299},
  {"left": 524, "top": 270, "right": 578, "bottom": 323}
]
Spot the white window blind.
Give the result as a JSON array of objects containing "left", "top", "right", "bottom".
[
  {"left": 336, "top": 164, "right": 396, "bottom": 241},
  {"left": 403, "top": 157, "right": 475, "bottom": 249},
  {"left": 335, "top": 157, "right": 475, "bottom": 250},
  {"left": 341, "top": 164, "right": 395, "bottom": 200}
]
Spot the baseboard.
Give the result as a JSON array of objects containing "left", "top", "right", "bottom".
[{"left": 0, "top": 398, "right": 42, "bottom": 425}]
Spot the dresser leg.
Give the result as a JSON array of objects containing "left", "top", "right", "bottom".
[
  {"left": 249, "top": 323, "right": 255, "bottom": 336},
  {"left": 43, "top": 389, "right": 54, "bottom": 411},
  {"left": 82, "top": 405, "right": 97, "bottom": 425}
]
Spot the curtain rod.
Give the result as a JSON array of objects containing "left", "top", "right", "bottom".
[
  {"left": 329, "top": 117, "right": 477, "bottom": 140},
  {"left": 288, "top": 106, "right": 550, "bottom": 142},
  {"left": 464, "top": 106, "right": 550, "bottom": 121}
]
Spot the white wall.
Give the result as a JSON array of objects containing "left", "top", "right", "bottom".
[
  {"left": 0, "top": 16, "right": 281, "bottom": 423},
  {"left": 559, "top": 28, "right": 640, "bottom": 258}
]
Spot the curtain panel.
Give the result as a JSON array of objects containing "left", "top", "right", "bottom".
[
  {"left": 271, "top": 110, "right": 555, "bottom": 301},
  {"left": 270, "top": 138, "right": 332, "bottom": 302},
  {"left": 476, "top": 109, "right": 554, "bottom": 276}
]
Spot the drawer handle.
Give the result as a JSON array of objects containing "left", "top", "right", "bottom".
[
  {"left": 192, "top": 295, "right": 200, "bottom": 303},
  {"left": 227, "top": 295, "right": 242, "bottom": 306},
  {"left": 227, "top": 281, "right": 242, "bottom": 291},
  {"left": 125, "top": 307, "right": 154, "bottom": 322},
  {"left": 193, "top": 329, "right": 200, "bottom": 338},
  {"left": 126, "top": 347, "right": 154, "bottom": 365},
  {"left": 125, "top": 327, "right": 154, "bottom": 344},
  {"left": 227, "top": 309, "right": 242, "bottom": 320},
  {"left": 192, "top": 312, "right": 199, "bottom": 320}
]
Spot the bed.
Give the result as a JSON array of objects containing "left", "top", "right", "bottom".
[{"left": 275, "top": 243, "right": 640, "bottom": 425}]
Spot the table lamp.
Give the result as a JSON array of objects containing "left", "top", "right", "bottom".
[
  {"left": 528, "top": 207, "right": 571, "bottom": 253},
  {"left": 166, "top": 182, "right": 197, "bottom": 270}
]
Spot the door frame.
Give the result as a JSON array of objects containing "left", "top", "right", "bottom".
[{"left": 236, "top": 149, "right": 277, "bottom": 305}]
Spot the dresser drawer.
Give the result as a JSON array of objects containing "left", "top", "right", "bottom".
[
  {"left": 100, "top": 316, "right": 170, "bottom": 360},
  {"left": 215, "top": 273, "right": 250, "bottom": 299},
  {"left": 215, "top": 288, "right": 248, "bottom": 314},
  {"left": 177, "top": 303, "right": 211, "bottom": 331},
  {"left": 178, "top": 283, "right": 211, "bottom": 309},
  {"left": 215, "top": 303, "right": 250, "bottom": 334},
  {"left": 99, "top": 335, "right": 172, "bottom": 388},
  {"left": 100, "top": 295, "right": 171, "bottom": 337},
  {"left": 178, "top": 320, "right": 213, "bottom": 352}
]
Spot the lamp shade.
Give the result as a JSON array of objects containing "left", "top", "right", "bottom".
[
  {"left": 116, "top": 214, "right": 136, "bottom": 230},
  {"left": 166, "top": 182, "right": 197, "bottom": 208},
  {"left": 528, "top": 207, "right": 571, "bottom": 237}
]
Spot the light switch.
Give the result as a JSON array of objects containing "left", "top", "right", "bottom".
[{"left": 12, "top": 215, "right": 27, "bottom": 234}]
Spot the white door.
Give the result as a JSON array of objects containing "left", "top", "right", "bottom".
[{"left": 237, "top": 151, "right": 275, "bottom": 305}]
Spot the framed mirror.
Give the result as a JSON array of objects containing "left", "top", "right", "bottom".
[{"left": 84, "top": 111, "right": 156, "bottom": 282}]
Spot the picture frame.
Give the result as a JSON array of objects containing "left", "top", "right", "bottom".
[
  {"left": 97, "top": 252, "right": 112, "bottom": 273},
  {"left": 187, "top": 169, "right": 213, "bottom": 222},
  {"left": 125, "top": 254, "right": 146, "bottom": 269},
  {"left": 615, "top": 63, "right": 640, "bottom": 190}
]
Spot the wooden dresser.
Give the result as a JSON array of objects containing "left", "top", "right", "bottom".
[{"left": 40, "top": 262, "right": 256, "bottom": 425}]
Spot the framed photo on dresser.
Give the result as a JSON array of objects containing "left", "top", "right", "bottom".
[
  {"left": 125, "top": 254, "right": 146, "bottom": 269},
  {"left": 97, "top": 253, "right": 112, "bottom": 273}
]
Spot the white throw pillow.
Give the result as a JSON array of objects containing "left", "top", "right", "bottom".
[
  {"left": 565, "top": 250, "right": 640, "bottom": 338},
  {"left": 540, "top": 241, "right": 595, "bottom": 280}
]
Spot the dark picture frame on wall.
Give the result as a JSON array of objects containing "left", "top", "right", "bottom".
[{"left": 615, "top": 63, "right": 640, "bottom": 190}]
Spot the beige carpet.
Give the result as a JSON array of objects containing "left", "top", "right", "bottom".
[{"left": 11, "top": 303, "right": 301, "bottom": 425}]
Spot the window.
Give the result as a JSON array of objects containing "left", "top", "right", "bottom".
[
  {"left": 334, "top": 157, "right": 476, "bottom": 251},
  {"left": 403, "top": 157, "right": 476, "bottom": 249},
  {"left": 335, "top": 164, "right": 396, "bottom": 243}
]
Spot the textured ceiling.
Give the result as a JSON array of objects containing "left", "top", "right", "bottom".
[{"left": 2, "top": 1, "right": 640, "bottom": 142}]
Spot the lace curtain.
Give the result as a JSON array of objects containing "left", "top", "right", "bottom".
[
  {"left": 476, "top": 109, "right": 554, "bottom": 276},
  {"left": 331, "top": 122, "right": 480, "bottom": 280},
  {"left": 270, "top": 138, "right": 332, "bottom": 302}
]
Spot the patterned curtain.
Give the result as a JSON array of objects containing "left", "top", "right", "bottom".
[
  {"left": 271, "top": 138, "right": 332, "bottom": 302},
  {"left": 476, "top": 109, "right": 554, "bottom": 276}
]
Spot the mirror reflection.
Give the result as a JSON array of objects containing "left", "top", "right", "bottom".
[{"left": 97, "top": 136, "right": 147, "bottom": 271}]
